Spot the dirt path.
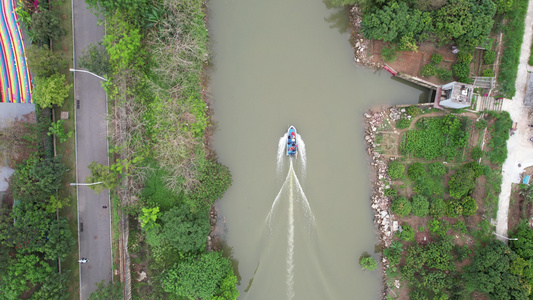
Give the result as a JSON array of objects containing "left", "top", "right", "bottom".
[{"left": 495, "top": 0, "right": 533, "bottom": 241}]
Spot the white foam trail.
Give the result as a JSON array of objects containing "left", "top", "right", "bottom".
[
  {"left": 267, "top": 167, "right": 291, "bottom": 230},
  {"left": 296, "top": 133, "right": 306, "bottom": 178},
  {"left": 277, "top": 133, "right": 287, "bottom": 176},
  {"left": 292, "top": 167, "right": 315, "bottom": 227},
  {"left": 287, "top": 160, "right": 295, "bottom": 300}
]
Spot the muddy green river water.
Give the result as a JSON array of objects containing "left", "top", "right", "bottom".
[{"left": 208, "top": 0, "right": 426, "bottom": 298}]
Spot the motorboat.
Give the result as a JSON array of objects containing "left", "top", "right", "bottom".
[{"left": 286, "top": 126, "right": 298, "bottom": 158}]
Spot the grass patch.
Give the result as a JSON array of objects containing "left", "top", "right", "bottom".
[
  {"left": 498, "top": 0, "right": 529, "bottom": 98},
  {"left": 51, "top": 0, "right": 79, "bottom": 298}
]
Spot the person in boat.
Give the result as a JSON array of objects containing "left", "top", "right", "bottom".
[{"left": 290, "top": 147, "right": 295, "bottom": 152}]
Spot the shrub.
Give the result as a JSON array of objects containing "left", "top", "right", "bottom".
[
  {"left": 381, "top": 46, "right": 398, "bottom": 62},
  {"left": 465, "top": 161, "right": 484, "bottom": 178},
  {"left": 411, "top": 194, "right": 429, "bottom": 217},
  {"left": 429, "top": 198, "right": 446, "bottom": 218},
  {"left": 470, "top": 146, "right": 482, "bottom": 160},
  {"left": 446, "top": 198, "right": 463, "bottom": 217},
  {"left": 384, "top": 188, "right": 398, "bottom": 198},
  {"left": 408, "top": 162, "right": 425, "bottom": 181},
  {"left": 428, "top": 162, "right": 447, "bottom": 177},
  {"left": 462, "top": 196, "right": 478, "bottom": 216},
  {"left": 399, "top": 224, "right": 415, "bottom": 241},
  {"left": 397, "top": 118, "right": 411, "bottom": 129},
  {"left": 406, "top": 106, "right": 421, "bottom": 117},
  {"left": 360, "top": 256, "right": 378, "bottom": 271},
  {"left": 421, "top": 64, "right": 437, "bottom": 77},
  {"left": 457, "top": 53, "right": 473, "bottom": 63},
  {"left": 452, "top": 62, "right": 470, "bottom": 82},
  {"left": 387, "top": 161, "right": 405, "bottom": 180},
  {"left": 391, "top": 196, "right": 412, "bottom": 217},
  {"left": 483, "top": 50, "right": 496, "bottom": 64},
  {"left": 475, "top": 119, "right": 488, "bottom": 130},
  {"left": 431, "top": 53, "right": 443, "bottom": 65},
  {"left": 436, "top": 68, "right": 453, "bottom": 81},
  {"left": 482, "top": 69, "right": 494, "bottom": 77}
]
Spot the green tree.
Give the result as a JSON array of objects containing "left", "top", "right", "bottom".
[
  {"left": 449, "top": 167, "right": 475, "bottom": 199},
  {"left": 88, "top": 280, "right": 123, "bottom": 300},
  {"left": 79, "top": 43, "right": 111, "bottom": 76},
  {"left": 452, "top": 62, "right": 471, "bottom": 83},
  {"left": 431, "top": 53, "right": 443, "bottom": 65},
  {"left": 360, "top": 256, "right": 378, "bottom": 271},
  {"left": 212, "top": 271, "right": 240, "bottom": 300},
  {"left": 0, "top": 254, "right": 53, "bottom": 298},
  {"left": 412, "top": 194, "right": 429, "bottom": 217},
  {"left": 383, "top": 241, "right": 403, "bottom": 266},
  {"left": 85, "top": 161, "right": 120, "bottom": 192},
  {"left": 361, "top": 2, "right": 431, "bottom": 48},
  {"left": 9, "top": 156, "right": 68, "bottom": 202},
  {"left": 139, "top": 206, "right": 160, "bottom": 229},
  {"left": 464, "top": 240, "right": 528, "bottom": 299},
  {"left": 45, "top": 195, "right": 71, "bottom": 214},
  {"left": 44, "top": 218, "right": 75, "bottom": 261},
  {"left": 162, "top": 252, "right": 233, "bottom": 299},
  {"left": 187, "top": 160, "right": 232, "bottom": 211},
  {"left": 391, "top": 196, "right": 412, "bottom": 217},
  {"left": 408, "top": 162, "right": 425, "bottom": 181},
  {"left": 406, "top": 106, "right": 421, "bottom": 117},
  {"left": 103, "top": 12, "right": 145, "bottom": 70},
  {"left": 25, "top": 45, "right": 67, "bottom": 78},
  {"left": 30, "top": 9, "right": 65, "bottom": 43},
  {"left": 470, "top": 146, "right": 482, "bottom": 160},
  {"left": 160, "top": 204, "right": 210, "bottom": 253},
  {"left": 31, "top": 270, "right": 70, "bottom": 300},
  {"left": 436, "top": 68, "right": 453, "bottom": 81},
  {"left": 387, "top": 160, "right": 405, "bottom": 180},
  {"left": 32, "top": 74, "right": 72, "bottom": 108},
  {"left": 7, "top": 201, "right": 51, "bottom": 252},
  {"left": 475, "top": 118, "right": 488, "bottom": 130},
  {"left": 494, "top": 0, "right": 513, "bottom": 14}
]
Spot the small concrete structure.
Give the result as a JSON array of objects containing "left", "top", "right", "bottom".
[{"left": 438, "top": 81, "right": 474, "bottom": 109}]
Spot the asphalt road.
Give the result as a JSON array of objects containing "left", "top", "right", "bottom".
[{"left": 71, "top": 1, "right": 112, "bottom": 298}]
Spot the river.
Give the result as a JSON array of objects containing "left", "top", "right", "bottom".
[{"left": 208, "top": 0, "right": 425, "bottom": 299}]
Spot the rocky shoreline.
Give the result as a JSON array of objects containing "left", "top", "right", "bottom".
[{"left": 364, "top": 107, "right": 408, "bottom": 299}]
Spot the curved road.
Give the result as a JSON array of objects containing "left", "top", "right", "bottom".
[
  {"left": 71, "top": 1, "right": 112, "bottom": 298},
  {"left": 495, "top": 0, "right": 533, "bottom": 241}
]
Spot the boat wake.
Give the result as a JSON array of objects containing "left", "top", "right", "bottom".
[{"left": 267, "top": 129, "right": 314, "bottom": 299}]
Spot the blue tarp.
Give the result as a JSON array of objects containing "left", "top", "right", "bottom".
[{"left": 523, "top": 175, "right": 530, "bottom": 184}]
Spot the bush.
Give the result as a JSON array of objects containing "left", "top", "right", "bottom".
[
  {"left": 483, "top": 50, "right": 496, "bottom": 64},
  {"left": 436, "top": 68, "right": 453, "bottom": 81},
  {"left": 431, "top": 53, "right": 443, "bottom": 65},
  {"left": 421, "top": 64, "right": 437, "bottom": 77},
  {"left": 429, "top": 198, "right": 446, "bottom": 218},
  {"left": 381, "top": 46, "right": 398, "bottom": 62},
  {"left": 408, "top": 162, "right": 425, "bottom": 181},
  {"left": 384, "top": 188, "right": 398, "bottom": 198},
  {"left": 462, "top": 196, "right": 478, "bottom": 216},
  {"left": 387, "top": 161, "right": 405, "bottom": 180},
  {"left": 457, "top": 53, "right": 473, "bottom": 63},
  {"left": 470, "top": 146, "right": 482, "bottom": 160},
  {"left": 397, "top": 118, "right": 411, "bottom": 129},
  {"left": 406, "top": 106, "right": 421, "bottom": 117},
  {"left": 475, "top": 119, "right": 488, "bottom": 130},
  {"left": 446, "top": 198, "right": 463, "bottom": 217},
  {"left": 482, "top": 69, "right": 494, "bottom": 77},
  {"left": 391, "top": 196, "right": 412, "bottom": 217},
  {"left": 399, "top": 224, "right": 415, "bottom": 241},
  {"left": 449, "top": 167, "right": 476, "bottom": 199},
  {"left": 411, "top": 194, "right": 429, "bottom": 217},
  {"left": 428, "top": 162, "right": 447, "bottom": 177},
  {"left": 359, "top": 256, "right": 378, "bottom": 271},
  {"left": 452, "top": 62, "right": 470, "bottom": 82}
]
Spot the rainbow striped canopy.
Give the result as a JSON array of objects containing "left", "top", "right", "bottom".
[{"left": 0, "top": 0, "right": 32, "bottom": 103}]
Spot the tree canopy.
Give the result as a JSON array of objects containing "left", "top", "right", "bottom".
[
  {"left": 160, "top": 204, "right": 210, "bottom": 253},
  {"left": 162, "top": 252, "right": 235, "bottom": 299}
]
